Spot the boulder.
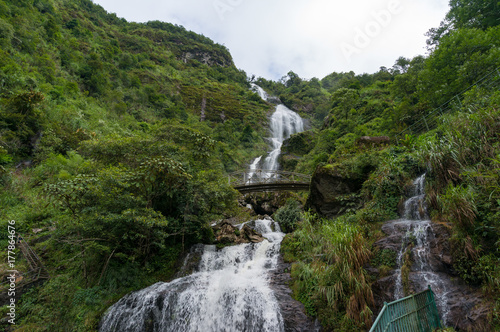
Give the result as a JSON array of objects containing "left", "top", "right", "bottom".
[
  {"left": 215, "top": 222, "right": 239, "bottom": 244},
  {"left": 240, "top": 224, "right": 264, "bottom": 243},
  {"left": 213, "top": 221, "right": 264, "bottom": 245},
  {"left": 357, "top": 136, "right": 390, "bottom": 146},
  {"left": 306, "top": 166, "right": 363, "bottom": 217}
]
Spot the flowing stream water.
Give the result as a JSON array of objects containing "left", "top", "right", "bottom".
[
  {"left": 249, "top": 84, "right": 304, "bottom": 178},
  {"left": 99, "top": 219, "right": 286, "bottom": 332},
  {"left": 392, "top": 174, "right": 451, "bottom": 324}
]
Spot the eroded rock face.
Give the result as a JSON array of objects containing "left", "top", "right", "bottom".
[
  {"left": 306, "top": 167, "right": 363, "bottom": 217},
  {"left": 244, "top": 192, "right": 295, "bottom": 216},
  {"left": 269, "top": 255, "right": 322, "bottom": 332}
]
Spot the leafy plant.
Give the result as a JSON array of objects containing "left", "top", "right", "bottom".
[{"left": 273, "top": 199, "right": 302, "bottom": 233}]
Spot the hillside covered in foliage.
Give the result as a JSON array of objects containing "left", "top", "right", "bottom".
[
  {"left": 0, "top": 0, "right": 273, "bottom": 329},
  {"left": 0, "top": 0, "right": 499, "bottom": 331}
]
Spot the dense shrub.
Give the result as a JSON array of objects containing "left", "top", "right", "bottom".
[{"left": 273, "top": 199, "right": 302, "bottom": 233}]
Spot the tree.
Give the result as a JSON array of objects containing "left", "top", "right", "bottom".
[
  {"left": 330, "top": 88, "right": 359, "bottom": 120},
  {"left": 285, "top": 71, "right": 302, "bottom": 88},
  {"left": 391, "top": 57, "right": 411, "bottom": 74},
  {"left": 426, "top": 0, "right": 499, "bottom": 47},
  {"left": 0, "top": 91, "right": 44, "bottom": 155},
  {"left": 129, "top": 156, "right": 191, "bottom": 210},
  {"left": 421, "top": 26, "right": 500, "bottom": 105},
  {"left": 447, "top": 0, "right": 500, "bottom": 30}
]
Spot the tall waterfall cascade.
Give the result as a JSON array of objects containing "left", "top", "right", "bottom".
[
  {"left": 393, "top": 174, "right": 451, "bottom": 325},
  {"left": 99, "top": 218, "right": 286, "bottom": 332},
  {"left": 249, "top": 84, "right": 304, "bottom": 177}
]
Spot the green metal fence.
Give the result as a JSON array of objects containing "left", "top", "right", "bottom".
[{"left": 370, "top": 286, "right": 441, "bottom": 332}]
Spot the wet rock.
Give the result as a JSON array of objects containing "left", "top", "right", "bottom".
[
  {"left": 428, "top": 222, "right": 454, "bottom": 273},
  {"left": 213, "top": 221, "right": 264, "bottom": 245},
  {"left": 269, "top": 255, "right": 322, "bottom": 332},
  {"left": 240, "top": 224, "right": 264, "bottom": 243},
  {"left": 371, "top": 274, "right": 398, "bottom": 314},
  {"left": 215, "top": 222, "right": 239, "bottom": 243},
  {"left": 266, "top": 96, "right": 282, "bottom": 104},
  {"left": 446, "top": 288, "right": 493, "bottom": 332},
  {"left": 174, "top": 244, "right": 205, "bottom": 278}
]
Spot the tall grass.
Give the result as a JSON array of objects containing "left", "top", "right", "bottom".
[
  {"left": 282, "top": 213, "right": 373, "bottom": 330},
  {"left": 418, "top": 99, "right": 500, "bottom": 328}
]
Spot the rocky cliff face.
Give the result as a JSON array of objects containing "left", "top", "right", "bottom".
[
  {"left": 306, "top": 166, "right": 363, "bottom": 217},
  {"left": 269, "top": 255, "right": 322, "bottom": 332},
  {"left": 243, "top": 192, "right": 296, "bottom": 216}
]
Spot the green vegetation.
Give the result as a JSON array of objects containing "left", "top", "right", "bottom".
[
  {"left": 267, "top": 1, "right": 500, "bottom": 329},
  {"left": 0, "top": 0, "right": 499, "bottom": 330},
  {"left": 0, "top": 0, "right": 270, "bottom": 330},
  {"left": 273, "top": 199, "right": 302, "bottom": 233},
  {"left": 281, "top": 213, "right": 373, "bottom": 331}
]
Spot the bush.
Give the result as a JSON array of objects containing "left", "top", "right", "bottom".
[{"left": 273, "top": 199, "right": 302, "bottom": 233}]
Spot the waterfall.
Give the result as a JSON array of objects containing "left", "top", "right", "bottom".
[
  {"left": 263, "top": 105, "right": 304, "bottom": 172},
  {"left": 249, "top": 84, "right": 304, "bottom": 177},
  {"left": 393, "top": 174, "right": 451, "bottom": 325},
  {"left": 247, "top": 155, "right": 262, "bottom": 184},
  {"left": 99, "top": 218, "right": 286, "bottom": 332},
  {"left": 251, "top": 84, "right": 268, "bottom": 101}
]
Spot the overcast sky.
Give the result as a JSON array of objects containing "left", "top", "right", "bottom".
[{"left": 92, "top": 0, "right": 450, "bottom": 81}]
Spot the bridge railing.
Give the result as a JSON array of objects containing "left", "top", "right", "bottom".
[{"left": 228, "top": 169, "right": 311, "bottom": 187}]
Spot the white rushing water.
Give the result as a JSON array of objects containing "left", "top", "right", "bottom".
[
  {"left": 263, "top": 105, "right": 304, "bottom": 172},
  {"left": 99, "top": 218, "right": 285, "bottom": 332},
  {"left": 247, "top": 155, "right": 262, "bottom": 184},
  {"left": 393, "top": 174, "right": 451, "bottom": 325},
  {"left": 251, "top": 84, "right": 268, "bottom": 100},
  {"left": 248, "top": 84, "right": 304, "bottom": 178}
]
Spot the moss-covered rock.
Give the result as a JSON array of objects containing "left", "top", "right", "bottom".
[{"left": 305, "top": 165, "right": 365, "bottom": 217}]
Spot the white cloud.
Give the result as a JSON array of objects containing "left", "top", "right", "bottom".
[{"left": 93, "top": 0, "right": 450, "bottom": 80}]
